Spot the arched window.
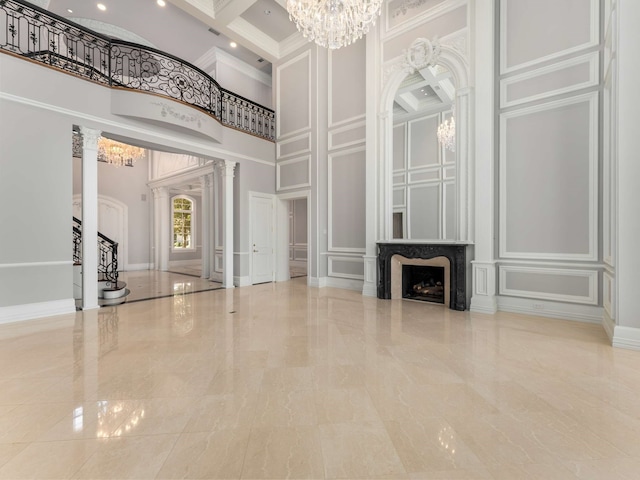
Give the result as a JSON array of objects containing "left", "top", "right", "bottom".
[{"left": 172, "top": 196, "right": 195, "bottom": 250}]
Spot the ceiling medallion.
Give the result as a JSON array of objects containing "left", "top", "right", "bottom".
[{"left": 286, "top": 0, "right": 383, "bottom": 49}]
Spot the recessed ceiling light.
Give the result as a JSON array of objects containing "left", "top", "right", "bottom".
[
  {"left": 157, "top": 0, "right": 166, "bottom": 6},
  {"left": 230, "top": 41, "right": 237, "bottom": 48},
  {"left": 264, "top": 9, "right": 271, "bottom": 15},
  {"left": 97, "top": 3, "right": 106, "bottom": 11},
  {"left": 67, "top": 8, "right": 73, "bottom": 13}
]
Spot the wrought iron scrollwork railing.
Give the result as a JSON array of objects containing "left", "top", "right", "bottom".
[
  {"left": 73, "top": 216, "right": 119, "bottom": 284},
  {"left": 0, "top": 0, "right": 275, "bottom": 141}
]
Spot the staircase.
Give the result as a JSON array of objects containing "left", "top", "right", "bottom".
[{"left": 73, "top": 217, "right": 130, "bottom": 305}]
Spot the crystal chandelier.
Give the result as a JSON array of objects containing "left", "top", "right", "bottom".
[
  {"left": 97, "top": 138, "right": 145, "bottom": 167},
  {"left": 437, "top": 114, "right": 455, "bottom": 152},
  {"left": 286, "top": 0, "right": 383, "bottom": 49}
]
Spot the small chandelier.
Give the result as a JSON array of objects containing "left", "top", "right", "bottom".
[
  {"left": 437, "top": 113, "right": 455, "bottom": 152},
  {"left": 98, "top": 138, "right": 145, "bottom": 167},
  {"left": 286, "top": 0, "right": 383, "bottom": 50}
]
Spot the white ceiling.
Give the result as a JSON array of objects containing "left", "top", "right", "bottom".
[{"left": 45, "top": 0, "right": 307, "bottom": 74}]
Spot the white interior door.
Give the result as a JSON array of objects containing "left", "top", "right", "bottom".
[{"left": 251, "top": 194, "right": 274, "bottom": 284}]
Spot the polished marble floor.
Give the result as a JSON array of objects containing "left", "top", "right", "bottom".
[
  {"left": 1, "top": 279, "right": 640, "bottom": 479},
  {"left": 119, "top": 270, "right": 222, "bottom": 303}
]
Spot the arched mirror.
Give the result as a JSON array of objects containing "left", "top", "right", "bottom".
[
  {"left": 379, "top": 38, "right": 471, "bottom": 244},
  {"left": 391, "top": 65, "right": 456, "bottom": 240}
]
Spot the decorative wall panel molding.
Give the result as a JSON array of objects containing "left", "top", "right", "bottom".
[
  {"left": 328, "top": 147, "right": 366, "bottom": 253},
  {"left": 499, "top": 265, "right": 598, "bottom": 305},
  {"left": 328, "top": 120, "right": 366, "bottom": 151},
  {"left": 328, "top": 255, "right": 365, "bottom": 280},
  {"left": 500, "top": 52, "right": 599, "bottom": 108},
  {"left": 276, "top": 50, "right": 311, "bottom": 138},
  {"left": 499, "top": 93, "right": 598, "bottom": 261},
  {"left": 500, "top": 0, "right": 599, "bottom": 74},
  {"left": 277, "top": 156, "right": 311, "bottom": 191},
  {"left": 277, "top": 133, "right": 311, "bottom": 159}
]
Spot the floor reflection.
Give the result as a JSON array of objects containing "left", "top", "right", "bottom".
[{"left": 119, "top": 270, "right": 222, "bottom": 303}]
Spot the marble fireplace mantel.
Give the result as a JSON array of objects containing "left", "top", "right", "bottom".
[{"left": 377, "top": 242, "right": 473, "bottom": 310}]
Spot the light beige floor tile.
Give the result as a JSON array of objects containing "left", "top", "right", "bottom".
[
  {"left": 156, "top": 428, "right": 251, "bottom": 479},
  {"left": 318, "top": 422, "right": 406, "bottom": 479},
  {"left": 241, "top": 426, "right": 324, "bottom": 479},
  {"left": 183, "top": 393, "right": 259, "bottom": 433},
  {"left": 0, "top": 276, "right": 639, "bottom": 479},
  {"left": 253, "top": 389, "right": 317, "bottom": 427},
  {"left": 385, "top": 419, "right": 485, "bottom": 473},
  {"left": 315, "top": 388, "right": 380, "bottom": 424},
  {"left": 0, "top": 439, "right": 98, "bottom": 479},
  {"left": 408, "top": 469, "right": 494, "bottom": 479},
  {"left": 71, "top": 434, "right": 178, "bottom": 479}
]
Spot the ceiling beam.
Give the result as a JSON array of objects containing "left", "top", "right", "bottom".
[{"left": 214, "top": 0, "right": 258, "bottom": 25}]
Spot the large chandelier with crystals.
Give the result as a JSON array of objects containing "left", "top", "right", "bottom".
[
  {"left": 286, "top": 0, "right": 383, "bottom": 49},
  {"left": 97, "top": 138, "right": 145, "bottom": 167},
  {"left": 437, "top": 113, "right": 455, "bottom": 152}
]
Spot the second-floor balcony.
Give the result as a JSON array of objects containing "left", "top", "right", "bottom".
[{"left": 0, "top": 0, "right": 275, "bottom": 141}]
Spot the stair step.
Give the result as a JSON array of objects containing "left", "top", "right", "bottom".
[{"left": 99, "top": 289, "right": 131, "bottom": 306}]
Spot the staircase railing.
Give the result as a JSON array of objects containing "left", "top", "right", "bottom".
[
  {"left": 0, "top": 0, "right": 275, "bottom": 141},
  {"left": 73, "top": 216, "right": 119, "bottom": 284}
]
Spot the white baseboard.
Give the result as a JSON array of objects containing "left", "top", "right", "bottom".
[
  {"left": 0, "top": 299, "right": 76, "bottom": 325},
  {"left": 470, "top": 295, "right": 498, "bottom": 314},
  {"left": 210, "top": 272, "right": 223, "bottom": 282},
  {"left": 362, "top": 282, "right": 377, "bottom": 297},
  {"left": 234, "top": 275, "right": 251, "bottom": 287},
  {"left": 497, "top": 295, "right": 603, "bottom": 324},
  {"left": 307, "top": 276, "right": 326, "bottom": 288},
  {"left": 126, "top": 263, "right": 151, "bottom": 271},
  {"left": 613, "top": 326, "right": 640, "bottom": 351}
]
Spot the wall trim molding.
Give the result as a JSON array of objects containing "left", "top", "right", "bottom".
[
  {"left": 500, "top": 0, "right": 600, "bottom": 75},
  {"left": 612, "top": 326, "right": 640, "bottom": 351},
  {"left": 499, "top": 265, "right": 598, "bottom": 306},
  {"left": 499, "top": 92, "right": 599, "bottom": 261},
  {"left": 0, "top": 260, "right": 72, "bottom": 269},
  {"left": 0, "top": 299, "right": 76, "bottom": 325},
  {"left": 310, "top": 276, "right": 364, "bottom": 291},
  {"left": 328, "top": 255, "right": 365, "bottom": 280},
  {"left": 234, "top": 275, "right": 251, "bottom": 287},
  {"left": 276, "top": 49, "right": 312, "bottom": 139},
  {"left": 496, "top": 295, "right": 603, "bottom": 324},
  {"left": 276, "top": 156, "right": 311, "bottom": 191}
]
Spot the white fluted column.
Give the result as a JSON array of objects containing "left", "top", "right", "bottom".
[
  {"left": 80, "top": 127, "right": 100, "bottom": 310},
  {"left": 208, "top": 171, "right": 216, "bottom": 279},
  {"left": 152, "top": 187, "right": 170, "bottom": 271},
  {"left": 218, "top": 161, "right": 236, "bottom": 288},
  {"left": 200, "top": 173, "right": 212, "bottom": 279}
]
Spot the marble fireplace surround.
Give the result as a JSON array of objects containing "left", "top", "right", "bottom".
[{"left": 377, "top": 242, "right": 471, "bottom": 310}]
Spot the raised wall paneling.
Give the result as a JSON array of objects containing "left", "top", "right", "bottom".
[
  {"left": 293, "top": 246, "right": 307, "bottom": 261},
  {"left": 393, "top": 187, "right": 406, "bottom": 207},
  {"left": 393, "top": 124, "right": 406, "bottom": 171},
  {"left": 409, "top": 169, "right": 440, "bottom": 183},
  {"left": 444, "top": 166, "right": 456, "bottom": 179},
  {"left": 499, "top": 265, "right": 598, "bottom": 305},
  {"left": 383, "top": 3, "right": 468, "bottom": 61},
  {"left": 603, "top": 271, "right": 615, "bottom": 318},
  {"left": 393, "top": 173, "right": 406, "bottom": 185},
  {"left": 277, "top": 133, "right": 310, "bottom": 159},
  {"left": 277, "top": 156, "right": 311, "bottom": 191},
  {"left": 214, "top": 251, "right": 223, "bottom": 273},
  {"left": 500, "top": 0, "right": 599, "bottom": 74},
  {"left": 444, "top": 180, "right": 456, "bottom": 240},
  {"left": 276, "top": 50, "right": 311, "bottom": 138},
  {"left": 328, "top": 120, "right": 366, "bottom": 150},
  {"left": 328, "top": 147, "right": 366, "bottom": 252},
  {"left": 603, "top": 65, "right": 615, "bottom": 267},
  {"left": 329, "top": 41, "right": 366, "bottom": 127},
  {"left": 500, "top": 52, "right": 599, "bottom": 108},
  {"left": 328, "top": 255, "right": 365, "bottom": 280},
  {"left": 409, "top": 115, "right": 440, "bottom": 169},
  {"left": 500, "top": 93, "right": 598, "bottom": 261},
  {"left": 408, "top": 183, "right": 440, "bottom": 239}
]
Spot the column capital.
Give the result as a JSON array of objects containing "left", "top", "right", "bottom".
[
  {"left": 152, "top": 186, "right": 169, "bottom": 198},
  {"left": 216, "top": 160, "right": 237, "bottom": 178},
  {"left": 79, "top": 127, "right": 101, "bottom": 150}
]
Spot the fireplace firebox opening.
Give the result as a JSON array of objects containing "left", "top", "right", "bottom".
[{"left": 402, "top": 265, "right": 445, "bottom": 304}]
